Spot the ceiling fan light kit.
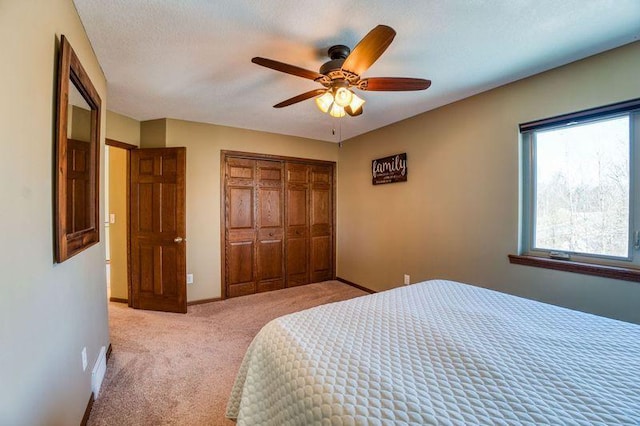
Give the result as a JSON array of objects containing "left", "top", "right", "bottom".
[
  {"left": 315, "top": 85, "right": 366, "bottom": 117},
  {"left": 252, "top": 25, "right": 431, "bottom": 118}
]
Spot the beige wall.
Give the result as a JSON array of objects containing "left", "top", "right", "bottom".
[
  {"left": 338, "top": 41, "right": 640, "bottom": 324},
  {"left": 108, "top": 147, "right": 129, "bottom": 300},
  {"left": 141, "top": 118, "right": 167, "bottom": 147},
  {"left": 106, "top": 110, "right": 141, "bottom": 147},
  {"left": 0, "top": 0, "right": 110, "bottom": 423},
  {"left": 163, "top": 119, "right": 339, "bottom": 301}
]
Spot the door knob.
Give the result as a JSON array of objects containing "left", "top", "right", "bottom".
[{"left": 174, "top": 237, "right": 184, "bottom": 243}]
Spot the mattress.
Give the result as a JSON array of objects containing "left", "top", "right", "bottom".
[{"left": 226, "top": 279, "right": 640, "bottom": 425}]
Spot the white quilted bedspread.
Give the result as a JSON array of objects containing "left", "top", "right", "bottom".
[{"left": 226, "top": 280, "right": 640, "bottom": 425}]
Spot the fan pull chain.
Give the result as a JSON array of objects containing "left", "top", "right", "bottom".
[{"left": 332, "top": 122, "right": 343, "bottom": 147}]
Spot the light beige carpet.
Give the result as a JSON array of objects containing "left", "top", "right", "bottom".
[{"left": 88, "top": 281, "right": 367, "bottom": 425}]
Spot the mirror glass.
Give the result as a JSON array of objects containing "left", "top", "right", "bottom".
[{"left": 66, "top": 80, "right": 93, "bottom": 234}]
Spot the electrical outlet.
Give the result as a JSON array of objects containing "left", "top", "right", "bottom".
[
  {"left": 186, "top": 274, "right": 193, "bottom": 284},
  {"left": 404, "top": 274, "right": 410, "bottom": 285},
  {"left": 81, "top": 347, "right": 88, "bottom": 371}
]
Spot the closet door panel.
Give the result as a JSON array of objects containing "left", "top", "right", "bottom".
[
  {"left": 310, "top": 188, "right": 330, "bottom": 231},
  {"left": 258, "top": 160, "right": 283, "bottom": 183},
  {"left": 225, "top": 158, "right": 257, "bottom": 298},
  {"left": 311, "top": 167, "right": 331, "bottom": 184},
  {"left": 285, "top": 163, "right": 310, "bottom": 287},
  {"left": 286, "top": 236, "right": 308, "bottom": 287},
  {"left": 228, "top": 187, "right": 254, "bottom": 229},
  {"left": 310, "top": 165, "right": 333, "bottom": 282},
  {"left": 287, "top": 188, "right": 307, "bottom": 227},
  {"left": 258, "top": 188, "right": 282, "bottom": 228},
  {"left": 257, "top": 239, "right": 283, "bottom": 279},
  {"left": 257, "top": 238, "right": 284, "bottom": 292},
  {"left": 228, "top": 158, "right": 254, "bottom": 180},
  {"left": 256, "top": 160, "right": 285, "bottom": 292},
  {"left": 310, "top": 235, "right": 331, "bottom": 282},
  {"left": 228, "top": 240, "right": 256, "bottom": 297},
  {"left": 287, "top": 166, "right": 308, "bottom": 184}
]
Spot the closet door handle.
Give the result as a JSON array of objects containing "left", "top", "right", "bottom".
[
  {"left": 268, "top": 232, "right": 274, "bottom": 237},
  {"left": 174, "top": 237, "right": 184, "bottom": 243}
]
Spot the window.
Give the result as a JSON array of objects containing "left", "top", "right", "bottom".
[{"left": 519, "top": 99, "right": 640, "bottom": 270}]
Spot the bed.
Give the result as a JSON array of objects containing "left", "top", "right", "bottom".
[{"left": 226, "top": 279, "right": 640, "bottom": 425}]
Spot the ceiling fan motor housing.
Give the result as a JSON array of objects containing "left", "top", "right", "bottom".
[{"left": 320, "top": 45, "right": 351, "bottom": 76}]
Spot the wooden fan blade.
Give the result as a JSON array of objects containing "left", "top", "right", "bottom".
[
  {"left": 273, "top": 89, "right": 327, "bottom": 108},
  {"left": 252, "top": 57, "right": 328, "bottom": 82},
  {"left": 359, "top": 77, "right": 432, "bottom": 91},
  {"left": 341, "top": 25, "right": 396, "bottom": 76}
]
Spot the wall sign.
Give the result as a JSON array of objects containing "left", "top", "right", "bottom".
[{"left": 372, "top": 153, "right": 407, "bottom": 185}]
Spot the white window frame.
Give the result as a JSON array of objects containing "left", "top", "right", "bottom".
[{"left": 520, "top": 99, "right": 640, "bottom": 268}]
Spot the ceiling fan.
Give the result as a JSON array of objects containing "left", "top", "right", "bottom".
[{"left": 252, "top": 25, "right": 431, "bottom": 118}]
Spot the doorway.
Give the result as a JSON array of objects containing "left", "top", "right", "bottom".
[
  {"left": 104, "top": 139, "right": 188, "bottom": 313},
  {"left": 105, "top": 139, "right": 136, "bottom": 304}
]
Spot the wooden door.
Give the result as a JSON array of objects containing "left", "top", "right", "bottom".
[
  {"left": 66, "top": 138, "right": 92, "bottom": 233},
  {"left": 225, "top": 158, "right": 257, "bottom": 297},
  {"left": 285, "top": 163, "right": 310, "bottom": 287},
  {"left": 310, "top": 165, "right": 333, "bottom": 282},
  {"left": 256, "top": 161, "right": 285, "bottom": 292},
  {"left": 130, "top": 148, "right": 187, "bottom": 313}
]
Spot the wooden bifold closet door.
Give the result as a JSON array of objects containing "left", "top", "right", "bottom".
[
  {"left": 222, "top": 152, "right": 335, "bottom": 299},
  {"left": 286, "top": 163, "right": 334, "bottom": 286}
]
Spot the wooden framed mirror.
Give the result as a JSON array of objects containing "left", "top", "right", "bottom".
[{"left": 54, "top": 35, "right": 102, "bottom": 262}]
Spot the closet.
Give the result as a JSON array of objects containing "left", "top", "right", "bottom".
[{"left": 222, "top": 151, "right": 335, "bottom": 298}]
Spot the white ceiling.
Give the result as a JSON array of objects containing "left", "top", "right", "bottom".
[{"left": 73, "top": 0, "right": 640, "bottom": 143}]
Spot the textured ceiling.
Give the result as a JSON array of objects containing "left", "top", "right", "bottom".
[{"left": 73, "top": 0, "right": 640, "bottom": 142}]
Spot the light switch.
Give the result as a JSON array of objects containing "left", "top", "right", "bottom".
[{"left": 109, "top": 213, "right": 116, "bottom": 224}]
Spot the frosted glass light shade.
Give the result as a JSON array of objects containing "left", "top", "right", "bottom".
[
  {"left": 329, "top": 103, "right": 346, "bottom": 118},
  {"left": 315, "top": 91, "right": 333, "bottom": 113},
  {"left": 334, "top": 87, "right": 353, "bottom": 107},
  {"left": 348, "top": 93, "right": 365, "bottom": 112}
]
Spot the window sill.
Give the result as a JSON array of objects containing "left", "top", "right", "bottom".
[{"left": 508, "top": 254, "right": 640, "bottom": 283}]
